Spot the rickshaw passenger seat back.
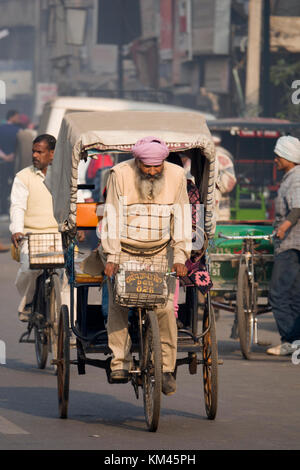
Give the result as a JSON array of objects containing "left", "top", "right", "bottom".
[{"left": 76, "top": 202, "right": 99, "bottom": 228}]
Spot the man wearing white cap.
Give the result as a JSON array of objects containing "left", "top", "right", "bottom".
[
  {"left": 100, "top": 136, "right": 192, "bottom": 394},
  {"left": 267, "top": 135, "right": 300, "bottom": 356}
]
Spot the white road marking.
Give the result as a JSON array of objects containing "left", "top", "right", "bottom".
[{"left": 0, "top": 416, "right": 29, "bottom": 435}]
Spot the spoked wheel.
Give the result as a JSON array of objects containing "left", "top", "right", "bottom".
[
  {"left": 57, "top": 305, "right": 70, "bottom": 419},
  {"left": 34, "top": 325, "right": 48, "bottom": 369},
  {"left": 142, "top": 310, "right": 162, "bottom": 432},
  {"left": 202, "top": 295, "right": 218, "bottom": 420},
  {"left": 236, "top": 263, "right": 255, "bottom": 360},
  {"left": 49, "top": 274, "right": 61, "bottom": 368},
  {"left": 33, "top": 277, "right": 48, "bottom": 369}
]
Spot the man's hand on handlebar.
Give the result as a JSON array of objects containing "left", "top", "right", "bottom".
[
  {"left": 172, "top": 263, "right": 188, "bottom": 277},
  {"left": 11, "top": 232, "right": 24, "bottom": 248},
  {"left": 104, "top": 262, "right": 119, "bottom": 278},
  {"left": 276, "top": 221, "right": 292, "bottom": 240}
]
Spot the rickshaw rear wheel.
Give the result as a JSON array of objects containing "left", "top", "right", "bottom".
[
  {"left": 236, "top": 263, "right": 254, "bottom": 360},
  {"left": 202, "top": 296, "right": 218, "bottom": 420},
  {"left": 57, "top": 305, "right": 70, "bottom": 419},
  {"left": 142, "top": 310, "right": 162, "bottom": 432}
]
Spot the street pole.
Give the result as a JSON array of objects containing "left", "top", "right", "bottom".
[
  {"left": 262, "top": 0, "right": 270, "bottom": 117},
  {"left": 118, "top": 45, "right": 124, "bottom": 99},
  {"left": 34, "top": 0, "right": 41, "bottom": 120},
  {"left": 245, "top": 0, "right": 263, "bottom": 116},
  {"left": 117, "top": 0, "right": 124, "bottom": 98}
]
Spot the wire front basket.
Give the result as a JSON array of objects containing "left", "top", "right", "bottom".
[
  {"left": 113, "top": 254, "right": 171, "bottom": 308},
  {"left": 28, "top": 233, "right": 65, "bottom": 269}
]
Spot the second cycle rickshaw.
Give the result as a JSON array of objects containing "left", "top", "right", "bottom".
[
  {"left": 206, "top": 118, "right": 300, "bottom": 359},
  {"left": 209, "top": 222, "right": 275, "bottom": 359},
  {"left": 47, "top": 110, "right": 218, "bottom": 431},
  {"left": 18, "top": 232, "right": 64, "bottom": 369}
]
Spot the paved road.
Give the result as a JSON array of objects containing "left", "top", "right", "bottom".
[{"left": 0, "top": 221, "right": 300, "bottom": 450}]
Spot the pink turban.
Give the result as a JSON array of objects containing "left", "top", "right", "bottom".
[{"left": 132, "top": 136, "right": 169, "bottom": 166}]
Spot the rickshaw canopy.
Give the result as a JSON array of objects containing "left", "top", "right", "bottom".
[{"left": 46, "top": 110, "right": 216, "bottom": 237}]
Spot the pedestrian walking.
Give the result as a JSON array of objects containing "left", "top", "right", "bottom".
[
  {"left": 267, "top": 136, "right": 300, "bottom": 356},
  {"left": 0, "top": 110, "right": 20, "bottom": 215}
]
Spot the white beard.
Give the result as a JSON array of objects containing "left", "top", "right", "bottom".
[{"left": 135, "top": 167, "right": 165, "bottom": 201}]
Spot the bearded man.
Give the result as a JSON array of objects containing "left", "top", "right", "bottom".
[
  {"left": 100, "top": 136, "right": 192, "bottom": 395},
  {"left": 10, "top": 134, "right": 58, "bottom": 321}
]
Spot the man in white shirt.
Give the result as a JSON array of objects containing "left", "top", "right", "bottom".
[{"left": 10, "top": 134, "right": 58, "bottom": 321}]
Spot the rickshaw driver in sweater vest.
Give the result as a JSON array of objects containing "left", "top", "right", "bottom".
[
  {"left": 101, "top": 136, "right": 192, "bottom": 396},
  {"left": 10, "top": 134, "right": 58, "bottom": 322}
]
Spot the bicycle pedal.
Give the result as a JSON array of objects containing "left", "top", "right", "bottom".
[{"left": 34, "top": 313, "right": 44, "bottom": 322}]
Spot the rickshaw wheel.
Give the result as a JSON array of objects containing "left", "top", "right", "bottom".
[
  {"left": 34, "top": 326, "right": 48, "bottom": 369},
  {"left": 57, "top": 305, "right": 70, "bottom": 419},
  {"left": 33, "top": 276, "right": 48, "bottom": 369},
  {"left": 202, "top": 297, "right": 218, "bottom": 420},
  {"left": 49, "top": 274, "right": 61, "bottom": 369},
  {"left": 142, "top": 310, "right": 162, "bottom": 432},
  {"left": 236, "top": 263, "right": 254, "bottom": 360}
]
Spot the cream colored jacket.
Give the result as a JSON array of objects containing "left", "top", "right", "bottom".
[
  {"left": 10, "top": 166, "right": 58, "bottom": 234},
  {"left": 101, "top": 159, "right": 192, "bottom": 264}
]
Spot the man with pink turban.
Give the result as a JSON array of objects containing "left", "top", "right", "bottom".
[{"left": 100, "top": 136, "right": 192, "bottom": 395}]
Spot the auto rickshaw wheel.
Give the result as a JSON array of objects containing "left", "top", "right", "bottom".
[
  {"left": 202, "top": 296, "right": 218, "bottom": 420},
  {"left": 236, "top": 263, "right": 254, "bottom": 360},
  {"left": 142, "top": 310, "right": 162, "bottom": 432},
  {"left": 57, "top": 304, "right": 70, "bottom": 419}
]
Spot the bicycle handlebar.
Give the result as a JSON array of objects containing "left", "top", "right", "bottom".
[
  {"left": 166, "top": 271, "right": 177, "bottom": 277},
  {"left": 218, "top": 231, "right": 276, "bottom": 241}
]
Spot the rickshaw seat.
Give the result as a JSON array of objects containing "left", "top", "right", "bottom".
[
  {"left": 76, "top": 202, "right": 99, "bottom": 228},
  {"left": 75, "top": 273, "right": 104, "bottom": 284}
]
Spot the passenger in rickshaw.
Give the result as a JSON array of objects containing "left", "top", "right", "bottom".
[
  {"left": 166, "top": 152, "right": 212, "bottom": 325},
  {"left": 100, "top": 136, "right": 192, "bottom": 395},
  {"left": 212, "top": 134, "right": 237, "bottom": 222}
]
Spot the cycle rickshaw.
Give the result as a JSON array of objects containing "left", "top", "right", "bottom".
[
  {"left": 206, "top": 118, "right": 300, "bottom": 359},
  {"left": 209, "top": 223, "right": 274, "bottom": 359},
  {"left": 47, "top": 110, "right": 218, "bottom": 431},
  {"left": 18, "top": 233, "right": 63, "bottom": 369}
]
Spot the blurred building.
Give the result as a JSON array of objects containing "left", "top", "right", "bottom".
[
  {"left": 0, "top": 0, "right": 37, "bottom": 119},
  {"left": 0, "top": 0, "right": 299, "bottom": 122}
]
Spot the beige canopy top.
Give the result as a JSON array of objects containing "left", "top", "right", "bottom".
[{"left": 46, "top": 110, "right": 216, "bottom": 237}]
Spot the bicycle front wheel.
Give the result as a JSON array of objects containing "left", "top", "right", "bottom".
[
  {"left": 34, "top": 325, "right": 48, "bottom": 369},
  {"left": 33, "top": 276, "right": 48, "bottom": 369},
  {"left": 142, "top": 310, "right": 162, "bottom": 432},
  {"left": 236, "top": 263, "right": 255, "bottom": 359}
]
